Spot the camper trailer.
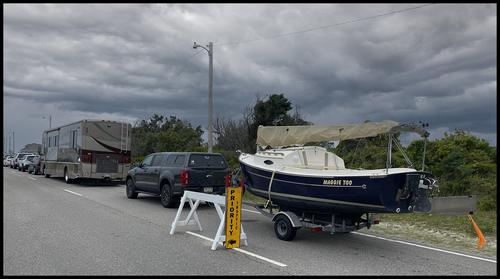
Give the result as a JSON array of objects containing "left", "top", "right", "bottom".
[{"left": 41, "top": 119, "right": 131, "bottom": 184}]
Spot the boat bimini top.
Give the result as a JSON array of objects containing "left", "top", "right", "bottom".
[{"left": 256, "top": 120, "right": 429, "bottom": 148}]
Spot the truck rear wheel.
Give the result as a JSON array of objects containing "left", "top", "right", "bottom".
[
  {"left": 160, "top": 183, "right": 176, "bottom": 208},
  {"left": 274, "top": 215, "right": 297, "bottom": 241}
]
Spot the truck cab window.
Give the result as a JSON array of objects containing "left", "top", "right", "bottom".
[
  {"left": 142, "top": 155, "right": 153, "bottom": 166},
  {"left": 173, "top": 155, "right": 186, "bottom": 167},
  {"left": 152, "top": 155, "right": 163, "bottom": 166}
]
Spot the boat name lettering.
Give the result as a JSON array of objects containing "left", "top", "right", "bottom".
[{"left": 323, "top": 179, "right": 352, "bottom": 186}]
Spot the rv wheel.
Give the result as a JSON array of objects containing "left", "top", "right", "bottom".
[
  {"left": 126, "top": 178, "right": 138, "bottom": 199},
  {"left": 274, "top": 215, "right": 297, "bottom": 241},
  {"left": 64, "top": 169, "right": 72, "bottom": 184}
]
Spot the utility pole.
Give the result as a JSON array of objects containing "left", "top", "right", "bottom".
[
  {"left": 13, "top": 131, "right": 15, "bottom": 154},
  {"left": 43, "top": 115, "right": 52, "bottom": 129},
  {"left": 207, "top": 42, "right": 213, "bottom": 153},
  {"left": 193, "top": 41, "right": 214, "bottom": 153}
]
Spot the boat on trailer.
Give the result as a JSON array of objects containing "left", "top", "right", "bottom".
[{"left": 238, "top": 120, "right": 438, "bottom": 240}]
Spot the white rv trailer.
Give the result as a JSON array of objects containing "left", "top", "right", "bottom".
[{"left": 41, "top": 119, "right": 132, "bottom": 183}]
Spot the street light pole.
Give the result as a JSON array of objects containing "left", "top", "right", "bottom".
[
  {"left": 193, "top": 41, "right": 214, "bottom": 153},
  {"left": 43, "top": 115, "right": 52, "bottom": 129}
]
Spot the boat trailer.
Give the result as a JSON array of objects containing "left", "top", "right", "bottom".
[{"left": 254, "top": 204, "right": 379, "bottom": 241}]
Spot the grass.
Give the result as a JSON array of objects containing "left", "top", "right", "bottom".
[{"left": 377, "top": 210, "right": 497, "bottom": 238}]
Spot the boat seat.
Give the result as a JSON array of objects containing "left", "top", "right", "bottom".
[{"left": 283, "top": 147, "right": 345, "bottom": 170}]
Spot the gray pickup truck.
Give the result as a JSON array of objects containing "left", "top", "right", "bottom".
[{"left": 125, "top": 152, "right": 230, "bottom": 207}]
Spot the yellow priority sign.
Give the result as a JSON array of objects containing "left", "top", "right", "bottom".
[{"left": 225, "top": 186, "right": 242, "bottom": 249}]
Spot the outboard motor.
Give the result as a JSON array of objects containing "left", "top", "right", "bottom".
[{"left": 413, "top": 173, "right": 438, "bottom": 212}]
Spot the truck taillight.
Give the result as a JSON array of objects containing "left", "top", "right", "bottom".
[
  {"left": 180, "top": 170, "right": 189, "bottom": 186},
  {"left": 225, "top": 174, "right": 232, "bottom": 187}
]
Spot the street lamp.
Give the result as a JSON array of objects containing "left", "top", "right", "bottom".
[{"left": 193, "top": 41, "right": 214, "bottom": 153}]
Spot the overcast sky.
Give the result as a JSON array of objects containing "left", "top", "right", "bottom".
[{"left": 3, "top": 3, "right": 497, "bottom": 153}]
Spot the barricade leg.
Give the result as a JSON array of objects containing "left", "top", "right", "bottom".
[
  {"left": 240, "top": 225, "right": 248, "bottom": 246},
  {"left": 170, "top": 194, "right": 187, "bottom": 235},
  {"left": 185, "top": 198, "right": 203, "bottom": 232},
  {"left": 212, "top": 204, "right": 226, "bottom": 250}
]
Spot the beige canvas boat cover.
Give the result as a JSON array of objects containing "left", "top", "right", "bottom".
[{"left": 256, "top": 120, "right": 428, "bottom": 147}]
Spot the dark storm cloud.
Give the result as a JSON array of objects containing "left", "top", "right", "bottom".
[{"left": 3, "top": 3, "right": 496, "bottom": 152}]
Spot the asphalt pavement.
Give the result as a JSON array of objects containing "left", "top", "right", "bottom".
[{"left": 3, "top": 167, "right": 497, "bottom": 275}]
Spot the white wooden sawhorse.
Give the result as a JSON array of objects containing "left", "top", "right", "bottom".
[{"left": 169, "top": 190, "right": 247, "bottom": 250}]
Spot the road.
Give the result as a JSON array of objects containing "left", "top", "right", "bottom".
[{"left": 3, "top": 167, "right": 497, "bottom": 275}]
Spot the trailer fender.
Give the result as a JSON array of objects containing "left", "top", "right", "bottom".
[{"left": 272, "top": 211, "right": 302, "bottom": 228}]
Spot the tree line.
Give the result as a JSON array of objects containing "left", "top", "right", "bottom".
[{"left": 131, "top": 94, "right": 496, "bottom": 211}]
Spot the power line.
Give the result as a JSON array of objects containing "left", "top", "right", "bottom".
[
  {"left": 216, "top": 4, "right": 434, "bottom": 47},
  {"left": 174, "top": 49, "right": 204, "bottom": 77}
]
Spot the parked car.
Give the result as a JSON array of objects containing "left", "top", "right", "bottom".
[
  {"left": 125, "top": 152, "right": 230, "bottom": 208},
  {"left": 11, "top": 153, "right": 34, "bottom": 169},
  {"left": 18, "top": 154, "right": 37, "bottom": 171},
  {"left": 4, "top": 155, "right": 14, "bottom": 167},
  {"left": 27, "top": 155, "right": 42, "bottom": 174}
]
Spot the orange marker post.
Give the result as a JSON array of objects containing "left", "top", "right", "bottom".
[{"left": 467, "top": 214, "right": 486, "bottom": 250}]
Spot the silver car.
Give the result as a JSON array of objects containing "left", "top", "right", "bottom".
[
  {"left": 18, "top": 154, "right": 36, "bottom": 171},
  {"left": 4, "top": 155, "right": 13, "bottom": 167},
  {"left": 27, "top": 155, "right": 42, "bottom": 174},
  {"left": 11, "top": 152, "right": 34, "bottom": 169}
]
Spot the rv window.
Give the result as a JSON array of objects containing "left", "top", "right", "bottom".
[
  {"left": 71, "top": 130, "right": 78, "bottom": 148},
  {"left": 48, "top": 137, "right": 52, "bottom": 147}
]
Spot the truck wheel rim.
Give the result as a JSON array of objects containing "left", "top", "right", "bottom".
[{"left": 161, "top": 187, "right": 169, "bottom": 203}]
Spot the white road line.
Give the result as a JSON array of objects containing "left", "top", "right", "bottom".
[
  {"left": 242, "top": 208, "right": 261, "bottom": 214},
  {"left": 63, "top": 189, "right": 83, "bottom": 196},
  {"left": 29, "top": 177, "right": 37, "bottom": 180},
  {"left": 186, "top": 231, "right": 287, "bottom": 267},
  {"left": 242, "top": 206, "right": 497, "bottom": 264},
  {"left": 352, "top": 232, "right": 496, "bottom": 263}
]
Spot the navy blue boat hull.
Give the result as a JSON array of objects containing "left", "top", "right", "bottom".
[{"left": 240, "top": 162, "right": 431, "bottom": 215}]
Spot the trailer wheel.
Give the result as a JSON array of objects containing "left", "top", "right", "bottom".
[{"left": 274, "top": 215, "right": 297, "bottom": 241}]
